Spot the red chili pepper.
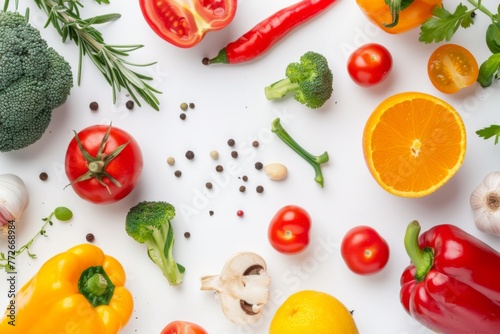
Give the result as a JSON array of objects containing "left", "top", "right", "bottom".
[
  {"left": 400, "top": 221, "right": 500, "bottom": 333},
  {"left": 203, "top": 0, "right": 338, "bottom": 65}
]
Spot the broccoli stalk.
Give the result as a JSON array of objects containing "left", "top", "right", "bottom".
[
  {"left": 125, "top": 201, "right": 184, "bottom": 286},
  {"left": 265, "top": 51, "right": 333, "bottom": 109},
  {"left": 271, "top": 118, "right": 329, "bottom": 187}
]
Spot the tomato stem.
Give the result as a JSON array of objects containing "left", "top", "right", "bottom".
[
  {"left": 271, "top": 118, "right": 329, "bottom": 187},
  {"left": 88, "top": 161, "right": 104, "bottom": 174},
  {"left": 65, "top": 123, "right": 128, "bottom": 194}
]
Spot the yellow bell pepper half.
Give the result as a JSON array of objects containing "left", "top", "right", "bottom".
[{"left": 0, "top": 244, "right": 133, "bottom": 334}]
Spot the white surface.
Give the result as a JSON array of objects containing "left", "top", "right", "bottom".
[{"left": 1, "top": 0, "right": 500, "bottom": 333}]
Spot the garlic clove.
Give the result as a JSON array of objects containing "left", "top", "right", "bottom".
[
  {"left": 470, "top": 172, "right": 500, "bottom": 236},
  {"left": 0, "top": 174, "right": 30, "bottom": 230},
  {"left": 263, "top": 163, "right": 288, "bottom": 181}
]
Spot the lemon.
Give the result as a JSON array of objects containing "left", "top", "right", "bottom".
[{"left": 269, "top": 290, "right": 359, "bottom": 334}]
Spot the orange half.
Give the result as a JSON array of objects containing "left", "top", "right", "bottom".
[{"left": 362, "top": 92, "right": 466, "bottom": 198}]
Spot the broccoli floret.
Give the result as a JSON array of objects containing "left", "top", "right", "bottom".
[
  {"left": 125, "top": 201, "right": 185, "bottom": 286},
  {"left": 0, "top": 11, "right": 73, "bottom": 152},
  {"left": 265, "top": 51, "right": 333, "bottom": 109}
]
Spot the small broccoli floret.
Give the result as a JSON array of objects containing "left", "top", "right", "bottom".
[
  {"left": 0, "top": 11, "right": 73, "bottom": 152},
  {"left": 125, "top": 201, "right": 185, "bottom": 286},
  {"left": 265, "top": 51, "right": 333, "bottom": 109}
]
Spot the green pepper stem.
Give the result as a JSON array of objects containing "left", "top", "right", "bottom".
[
  {"left": 271, "top": 118, "right": 329, "bottom": 187},
  {"left": 404, "top": 220, "right": 434, "bottom": 281},
  {"left": 205, "top": 48, "right": 229, "bottom": 65},
  {"left": 384, "top": 0, "right": 402, "bottom": 28},
  {"left": 78, "top": 266, "right": 115, "bottom": 307},
  {"left": 86, "top": 273, "right": 108, "bottom": 296}
]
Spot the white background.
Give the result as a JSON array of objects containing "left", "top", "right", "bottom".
[{"left": 1, "top": 0, "right": 500, "bottom": 333}]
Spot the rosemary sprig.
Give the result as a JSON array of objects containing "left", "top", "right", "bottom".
[{"left": 5, "top": 0, "right": 161, "bottom": 110}]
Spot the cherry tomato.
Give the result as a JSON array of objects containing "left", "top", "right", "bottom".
[
  {"left": 268, "top": 205, "right": 311, "bottom": 255},
  {"left": 427, "top": 43, "right": 479, "bottom": 94},
  {"left": 65, "top": 124, "right": 143, "bottom": 205},
  {"left": 160, "top": 321, "right": 207, "bottom": 334},
  {"left": 347, "top": 43, "right": 393, "bottom": 87},
  {"left": 341, "top": 225, "right": 389, "bottom": 275},
  {"left": 139, "top": 0, "right": 237, "bottom": 48}
]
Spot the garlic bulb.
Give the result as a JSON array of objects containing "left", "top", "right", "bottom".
[
  {"left": 470, "top": 172, "right": 500, "bottom": 236},
  {"left": 0, "top": 174, "right": 30, "bottom": 233}
]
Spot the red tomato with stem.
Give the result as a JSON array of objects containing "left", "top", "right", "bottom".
[
  {"left": 160, "top": 321, "right": 208, "bottom": 334},
  {"left": 347, "top": 43, "right": 393, "bottom": 87},
  {"left": 427, "top": 43, "right": 479, "bottom": 94},
  {"left": 341, "top": 225, "right": 389, "bottom": 275},
  {"left": 139, "top": 0, "right": 237, "bottom": 48},
  {"left": 268, "top": 205, "right": 311, "bottom": 255},
  {"left": 65, "top": 124, "right": 143, "bottom": 205}
]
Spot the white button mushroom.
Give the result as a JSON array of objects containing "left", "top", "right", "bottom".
[{"left": 200, "top": 252, "right": 271, "bottom": 324}]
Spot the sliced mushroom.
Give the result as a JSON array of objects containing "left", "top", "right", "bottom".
[{"left": 200, "top": 252, "right": 271, "bottom": 324}]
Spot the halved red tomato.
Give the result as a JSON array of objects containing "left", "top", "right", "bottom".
[{"left": 139, "top": 0, "right": 237, "bottom": 48}]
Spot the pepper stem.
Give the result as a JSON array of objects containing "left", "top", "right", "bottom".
[
  {"left": 404, "top": 220, "right": 434, "bottom": 281},
  {"left": 383, "top": 0, "right": 414, "bottom": 28},
  {"left": 86, "top": 273, "right": 108, "bottom": 296},
  {"left": 78, "top": 265, "right": 115, "bottom": 307},
  {"left": 203, "top": 48, "right": 229, "bottom": 65},
  {"left": 271, "top": 118, "right": 329, "bottom": 187}
]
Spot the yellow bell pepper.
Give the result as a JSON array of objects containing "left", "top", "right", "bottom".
[
  {"left": 0, "top": 244, "right": 133, "bottom": 334},
  {"left": 356, "top": 0, "right": 442, "bottom": 34}
]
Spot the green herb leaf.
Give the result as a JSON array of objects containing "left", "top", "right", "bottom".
[
  {"left": 478, "top": 53, "right": 500, "bottom": 87},
  {"left": 486, "top": 23, "right": 500, "bottom": 53},
  {"left": 419, "top": 4, "right": 473, "bottom": 43},
  {"left": 54, "top": 207, "right": 73, "bottom": 221},
  {"left": 476, "top": 124, "right": 500, "bottom": 144}
]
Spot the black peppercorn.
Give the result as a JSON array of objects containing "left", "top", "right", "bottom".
[
  {"left": 180, "top": 113, "right": 186, "bottom": 120},
  {"left": 209, "top": 210, "right": 214, "bottom": 216},
  {"left": 231, "top": 151, "right": 238, "bottom": 158},
  {"left": 215, "top": 165, "right": 223, "bottom": 172},
  {"left": 252, "top": 140, "right": 259, "bottom": 148},
  {"left": 184, "top": 232, "right": 191, "bottom": 238},
  {"left": 86, "top": 233, "right": 95, "bottom": 242},
  {"left": 39, "top": 172, "right": 48, "bottom": 181},
  {"left": 189, "top": 102, "right": 195, "bottom": 109},
  {"left": 89, "top": 101, "right": 99, "bottom": 111},
  {"left": 185, "top": 150, "right": 195, "bottom": 160},
  {"left": 227, "top": 139, "right": 235, "bottom": 147},
  {"left": 256, "top": 185, "right": 264, "bottom": 193},
  {"left": 242, "top": 175, "right": 248, "bottom": 182},
  {"left": 174, "top": 170, "right": 182, "bottom": 177},
  {"left": 206, "top": 182, "right": 213, "bottom": 189},
  {"left": 239, "top": 185, "right": 246, "bottom": 192},
  {"left": 255, "top": 162, "right": 263, "bottom": 170},
  {"left": 125, "top": 100, "right": 134, "bottom": 110}
]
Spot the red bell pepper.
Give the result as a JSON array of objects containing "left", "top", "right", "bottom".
[
  {"left": 139, "top": 0, "right": 237, "bottom": 48},
  {"left": 400, "top": 221, "right": 500, "bottom": 333}
]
